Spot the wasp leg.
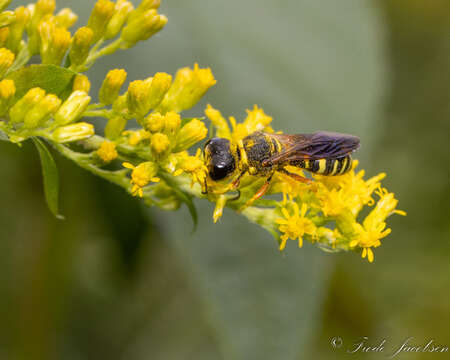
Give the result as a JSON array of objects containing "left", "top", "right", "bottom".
[
  {"left": 239, "top": 173, "right": 274, "bottom": 211},
  {"left": 201, "top": 177, "right": 208, "bottom": 195},
  {"left": 210, "top": 170, "right": 247, "bottom": 195},
  {"left": 279, "top": 168, "right": 312, "bottom": 184}
]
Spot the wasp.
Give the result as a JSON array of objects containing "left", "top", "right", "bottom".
[{"left": 203, "top": 131, "right": 360, "bottom": 208}]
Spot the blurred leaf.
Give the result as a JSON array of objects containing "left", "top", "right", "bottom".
[
  {"left": 0, "top": 130, "right": 7, "bottom": 141},
  {"left": 138, "top": 0, "right": 387, "bottom": 359},
  {"left": 6, "top": 64, "right": 76, "bottom": 101},
  {"left": 32, "top": 137, "right": 63, "bottom": 219}
]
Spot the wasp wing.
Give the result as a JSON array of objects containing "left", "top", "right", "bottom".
[{"left": 262, "top": 131, "right": 360, "bottom": 166}]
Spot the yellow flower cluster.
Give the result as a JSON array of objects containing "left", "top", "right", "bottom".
[{"left": 0, "top": 0, "right": 404, "bottom": 263}]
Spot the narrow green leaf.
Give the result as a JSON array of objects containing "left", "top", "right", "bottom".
[
  {"left": 6, "top": 64, "right": 76, "bottom": 101},
  {"left": 32, "top": 137, "right": 64, "bottom": 219}
]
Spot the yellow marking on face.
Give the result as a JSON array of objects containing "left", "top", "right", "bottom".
[
  {"left": 318, "top": 159, "right": 327, "bottom": 174},
  {"left": 249, "top": 166, "right": 257, "bottom": 175}
]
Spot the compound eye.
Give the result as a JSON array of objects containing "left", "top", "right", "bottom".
[{"left": 210, "top": 163, "right": 230, "bottom": 181}]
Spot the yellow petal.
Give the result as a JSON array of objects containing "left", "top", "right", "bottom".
[{"left": 367, "top": 248, "right": 374, "bottom": 263}]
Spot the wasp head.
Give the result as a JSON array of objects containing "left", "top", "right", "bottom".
[{"left": 204, "top": 137, "right": 236, "bottom": 181}]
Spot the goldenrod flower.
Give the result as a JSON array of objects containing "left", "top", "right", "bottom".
[
  {"left": 96, "top": 140, "right": 118, "bottom": 163},
  {"left": 54, "top": 90, "right": 91, "bottom": 125},
  {"left": 7, "top": 6, "right": 30, "bottom": 53},
  {"left": 276, "top": 202, "right": 316, "bottom": 251},
  {"left": 123, "top": 161, "right": 160, "bottom": 197},
  {"left": 157, "top": 63, "right": 216, "bottom": 113},
  {"left": 27, "top": 0, "right": 56, "bottom": 55},
  {"left": 53, "top": 8, "right": 78, "bottom": 29},
  {"left": 0, "top": 78, "right": 15, "bottom": 115},
  {"left": 39, "top": 21, "right": 72, "bottom": 65},
  {"left": 104, "top": 0, "right": 133, "bottom": 40},
  {"left": 51, "top": 122, "right": 94, "bottom": 143},
  {"left": 146, "top": 72, "right": 172, "bottom": 110},
  {"left": 0, "top": 47, "right": 15, "bottom": 77},
  {"left": 9, "top": 87, "right": 45, "bottom": 124},
  {"left": 143, "top": 112, "right": 165, "bottom": 133},
  {"left": 0, "top": 0, "right": 12, "bottom": 12},
  {"left": 231, "top": 105, "right": 273, "bottom": 142},
  {"left": 213, "top": 195, "right": 227, "bottom": 223},
  {"left": 72, "top": 74, "right": 91, "bottom": 93},
  {"left": 123, "top": 128, "right": 151, "bottom": 145},
  {"left": 0, "top": 27, "right": 9, "bottom": 48},
  {"left": 163, "top": 111, "right": 181, "bottom": 136},
  {"left": 127, "top": 79, "right": 152, "bottom": 117},
  {"left": 176, "top": 149, "right": 208, "bottom": 188},
  {"left": 173, "top": 118, "right": 207, "bottom": 152},
  {"left": 87, "top": 0, "right": 115, "bottom": 42},
  {"left": 121, "top": 8, "right": 167, "bottom": 47},
  {"left": 99, "top": 68, "right": 127, "bottom": 105},
  {"left": 69, "top": 26, "right": 94, "bottom": 67},
  {"left": 205, "top": 104, "right": 231, "bottom": 139},
  {"left": 150, "top": 132, "right": 170, "bottom": 158},
  {"left": 105, "top": 114, "right": 128, "bottom": 140},
  {"left": 0, "top": 11, "right": 15, "bottom": 28},
  {"left": 23, "top": 93, "right": 61, "bottom": 128}
]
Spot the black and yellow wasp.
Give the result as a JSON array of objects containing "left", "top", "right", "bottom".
[{"left": 204, "top": 130, "right": 360, "bottom": 207}]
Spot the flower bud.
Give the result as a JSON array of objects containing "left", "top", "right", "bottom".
[
  {"left": 27, "top": 0, "right": 56, "bottom": 55},
  {"left": 23, "top": 94, "right": 61, "bottom": 129},
  {"left": 126, "top": 129, "right": 151, "bottom": 145},
  {"left": 163, "top": 111, "right": 181, "bottom": 136},
  {"left": 105, "top": 114, "right": 127, "bottom": 139},
  {"left": 146, "top": 72, "right": 172, "bottom": 109},
  {"left": 120, "top": 9, "right": 167, "bottom": 47},
  {"left": 0, "top": 78, "right": 15, "bottom": 116},
  {"left": 128, "top": 0, "right": 160, "bottom": 23},
  {"left": 104, "top": 0, "right": 133, "bottom": 40},
  {"left": 54, "top": 8, "right": 78, "bottom": 29},
  {"left": 173, "top": 118, "right": 207, "bottom": 152},
  {"left": 143, "top": 112, "right": 164, "bottom": 133},
  {"left": 0, "top": 11, "right": 15, "bottom": 28},
  {"left": 150, "top": 132, "right": 170, "bottom": 158},
  {"left": 96, "top": 140, "right": 118, "bottom": 163},
  {"left": 0, "top": 28, "right": 9, "bottom": 48},
  {"left": 39, "top": 22, "right": 72, "bottom": 65},
  {"left": 87, "top": 0, "right": 115, "bottom": 42},
  {"left": 99, "top": 68, "right": 127, "bottom": 105},
  {"left": 157, "top": 64, "right": 216, "bottom": 113},
  {"left": 6, "top": 6, "right": 30, "bottom": 53},
  {"left": 69, "top": 26, "right": 93, "bottom": 66},
  {"left": 126, "top": 79, "right": 152, "bottom": 117},
  {"left": 51, "top": 122, "right": 94, "bottom": 143},
  {"left": 0, "top": 47, "right": 14, "bottom": 77},
  {"left": 112, "top": 94, "right": 128, "bottom": 114},
  {"left": 9, "top": 87, "right": 45, "bottom": 124},
  {"left": 0, "top": 0, "right": 12, "bottom": 12},
  {"left": 72, "top": 74, "right": 91, "bottom": 93},
  {"left": 54, "top": 90, "right": 91, "bottom": 125}
]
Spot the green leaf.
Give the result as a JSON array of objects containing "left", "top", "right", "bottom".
[
  {"left": 32, "top": 137, "right": 64, "bottom": 219},
  {"left": 6, "top": 64, "right": 76, "bottom": 101}
]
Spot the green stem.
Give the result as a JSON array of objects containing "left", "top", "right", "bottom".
[{"left": 84, "top": 38, "right": 123, "bottom": 69}]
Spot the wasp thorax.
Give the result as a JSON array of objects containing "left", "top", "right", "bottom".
[{"left": 204, "top": 137, "right": 236, "bottom": 181}]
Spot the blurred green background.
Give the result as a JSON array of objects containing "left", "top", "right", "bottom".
[{"left": 0, "top": 0, "right": 449, "bottom": 359}]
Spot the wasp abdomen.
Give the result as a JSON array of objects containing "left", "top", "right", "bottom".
[{"left": 289, "top": 155, "right": 352, "bottom": 176}]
